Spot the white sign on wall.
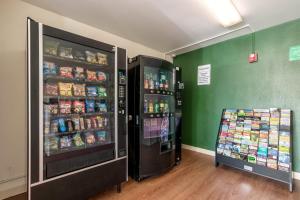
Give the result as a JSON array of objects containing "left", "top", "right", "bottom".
[{"left": 197, "top": 64, "right": 211, "bottom": 85}]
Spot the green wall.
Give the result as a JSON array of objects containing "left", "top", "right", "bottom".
[{"left": 174, "top": 19, "right": 300, "bottom": 172}]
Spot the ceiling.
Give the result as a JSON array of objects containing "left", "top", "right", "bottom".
[{"left": 23, "top": 0, "right": 300, "bottom": 55}]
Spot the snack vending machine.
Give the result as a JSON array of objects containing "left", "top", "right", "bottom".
[
  {"left": 128, "top": 55, "right": 175, "bottom": 181},
  {"left": 175, "top": 66, "right": 184, "bottom": 164},
  {"left": 27, "top": 18, "right": 127, "bottom": 200}
]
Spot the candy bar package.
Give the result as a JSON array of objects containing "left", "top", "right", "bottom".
[
  {"left": 85, "top": 51, "right": 97, "bottom": 64},
  {"left": 95, "top": 131, "right": 108, "bottom": 143},
  {"left": 44, "top": 104, "right": 59, "bottom": 115},
  {"left": 44, "top": 40, "right": 59, "bottom": 56},
  {"left": 73, "top": 84, "right": 86, "bottom": 96},
  {"left": 74, "top": 66, "right": 85, "bottom": 80},
  {"left": 59, "top": 47, "right": 73, "bottom": 59},
  {"left": 73, "top": 100, "right": 85, "bottom": 114},
  {"left": 59, "top": 100, "right": 72, "bottom": 114},
  {"left": 58, "top": 82, "right": 73, "bottom": 96},
  {"left": 59, "top": 67, "right": 73, "bottom": 79},
  {"left": 86, "top": 70, "right": 97, "bottom": 81},
  {"left": 79, "top": 117, "right": 85, "bottom": 130},
  {"left": 97, "top": 87, "right": 107, "bottom": 97},
  {"left": 86, "top": 86, "right": 98, "bottom": 97},
  {"left": 43, "top": 61, "right": 57, "bottom": 76},
  {"left": 90, "top": 117, "right": 98, "bottom": 129},
  {"left": 96, "top": 116, "right": 104, "bottom": 128},
  {"left": 60, "top": 136, "right": 72, "bottom": 148},
  {"left": 66, "top": 119, "right": 73, "bottom": 132},
  {"left": 73, "top": 133, "right": 84, "bottom": 147},
  {"left": 44, "top": 83, "right": 58, "bottom": 96},
  {"left": 95, "top": 100, "right": 107, "bottom": 112},
  {"left": 44, "top": 136, "right": 59, "bottom": 156},
  {"left": 85, "top": 118, "right": 92, "bottom": 129},
  {"left": 74, "top": 51, "right": 85, "bottom": 61},
  {"left": 97, "top": 72, "right": 107, "bottom": 82},
  {"left": 85, "top": 132, "right": 96, "bottom": 145},
  {"left": 72, "top": 117, "right": 80, "bottom": 131},
  {"left": 85, "top": 100, "right": 95, "bottom": 113},
  {"left": 96, "top": 52, "right": 108, "bottom": 65},
  {"left": 50, "top": 120, "right": 59, "bottom": 133},
  {"left": 58, "top": 118, "right": 67, "bottom": 132}
]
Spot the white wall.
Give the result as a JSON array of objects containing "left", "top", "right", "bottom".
[{"left": 0, "top": 0, "right": 167, "bottom": 198}]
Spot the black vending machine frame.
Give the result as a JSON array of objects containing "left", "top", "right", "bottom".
[
  {"left": 128, "top": 55, "right": 176, "bottom": 181},
  {"left": 27, "top": 18, "right": 128, "bottom": 200},
  {"left": 175, "top": 66, "right": 183, "bottom": 164}
]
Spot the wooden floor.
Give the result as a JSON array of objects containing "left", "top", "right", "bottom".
[
  {"left": 91, "top": 149, "right": 300, "bottom": 200},
  {"left": 6, "top": 149, "right": 300, "bottom": 200}
]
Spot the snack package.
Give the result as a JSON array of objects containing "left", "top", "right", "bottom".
[
  {"left": 86, "top": 86, "right": 98, "bottom": 97},
  {"left": 90, "top": 117, "right": 98, "bottom": 129},
  {"left": 58, "top": 82, "right": 73, "bottom": 96},
  {"left": 58, "top": 118, "right": 67, "bottom": 132},
  {"left": 44, "top": 40, "right": 59, "bottom": 56},
  {"left": 44, "top": 104, "right": 59, "bottom": 115},
  {"left": 73, "top": 133, "right": 84, "bottom": 147},
  {"left": 97, "top": 87, "right": 107, "bottom": 97},
  {"left": 85, "top": 118, "right": 92, "bottom": 129},
  {"left": 44, "top": 83, "right": 58, "bottom": 96},
  {"left": 44, "top": 136, "right": 59, "bottom": 155},
  {"left": 96, "top": 116, "right": 104, "bottom": 128},
  {"left": 74, "top": 51, "right": 85, "bottom": 61},
  {"left": 85, "top": 100, "right": 95, "bottom": 113},
  {"left": 95, "top": 101, "right": 107, "bottom": 112},
  {"left": 96, "top": 52, "right": 108, "bottom": 65},
  {"left": 66, "top": 119, "right": 73, "bottom": 132},
  {"left": 96, "top": 131, "right": 107, "bottom": 143},
  {"left": 59, "top": 47, "right": 73, "bottom": 59},
  {"left": 44, "top": 118, "right": 50, "bottom": 134},
  {"left": 59, "top": 100, "right": 72, "bottom": 114},
  {"left": 74, "top": 66, "right": 85, "bottom": 80},
  {"left": 85, "top": 51, "right": 97, "bottom": 64},
  {"left": 85, "top": 132, "right": 96, "bottom": 145},
  {"left": 43, "top": 61, "right": 57, "bottom": 76},
  {"left": 59, "top": 67, "right": 73, "bottom": 78},
  {"left": 96, "top": 71, "right": 107, "bottom": 82},
  {"left": 72, "top": 117, "right": 80, "bottom": 131},
  {"left": 50, "top": 120, "right": 59, "bottom": 133},
  {"left": 73, "top": 100, "right": 85, "bottom": 114},
  {"left": 60, "top": 136, "right": 72, "bottom": 148},
  {"left": 73, "top": 84, "right": 86, "bottom": 96},
  {"left": 86, "top": 70, "right": 97, "bottom": 81},
  {"left": 79, "top": 117, "right": 85, "bottom": 130}
]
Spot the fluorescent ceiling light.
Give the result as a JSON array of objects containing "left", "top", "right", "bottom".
[{"left": 205, "top": 0, "right": 243, "bottom": 27}]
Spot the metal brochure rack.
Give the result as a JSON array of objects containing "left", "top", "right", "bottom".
[{"left": 215, "top": 108, "right": 293, "bottom": 192}]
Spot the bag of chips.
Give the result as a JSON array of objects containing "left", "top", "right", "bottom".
[
  {"left": 85, "top": 118, "right": 92, "bottom": 129},
  {"left": 44, "top": 104, "right": 59, "bottom": 115},
  {"left": 85, "top": 132, "right": 96, "bottom": 145},
  {"left": 95, "top": 131, "right": 107, "bottom": 143},
  {"left": 59, "top": 67, "right": 73, "bottom": 78},
  {"left": 86, "top": 86, "right": 98, "bottom": 97},
  {"left": 95, "top": 100, "right": 107, "bottom": 112},
  {"left": 73, "top": 133, "right": 84, "bottom": 147},
  {"left": 58, "top": 118, "right": 67, "bottom": 132},
  {"left": 86, "top": 70, "right": 97, "bottom": 81},
  {"left": 79, "top": 117, "right": 85, "bottom": 130},
  {"left": 44, "top": 40, "right": 59, "bottom": 56},
  {"left": 45, "top": 83, "right": 58, "bottom": 96},
  {"left": 72, "top": 117, "right": 80, "bottom": 131},
  {"left": 90, "top": 117, "right": 98, "bottom": 129},
  {"left": 74, "top": 66, "right": 85, "bottom": 80},
  {"left": 43, "top": 61, "right": 57, "bottom": 76},
  {"left": 59, "top": 47, "right": 73, "bottom": 59},
  {"left": 97, "top": 71, "right": 107, "bottom": 81},
  {"left": 66, "top": 119, "right": 73, "bottom": 132},
  {"left": 85, "top": 51, "right": 97, "bottom": 64},
  {"left": 50, "top": 120, "right": 59, "bottom": 133},
  {"left": 59, "top": 100, "right": 72, "bottom": 114},
  {"left": 58, "top": 82, "right": 73, "bottom": 96},
  {"left": 96, "top": 52, "right": 108, "bottom": 65},
  {"left": 96, "top": 116, "right": 104, "bottom": 128},
  {"left": 85, "top": 99, "right": 95, "bottom": 113},
  {"left": 73, "top": 84, "right": 86, "bottom": 96},
  {"left": 60, "top": 136, "right": 72, "bottom": 148},
  {"left": 73, "top": 100, "right": 85, "bottom": 114},
  {"left": 97, "top": 87, "right": 107, "bottom": 97},
  {"left": 44, "top": 136, "right": 59, "bottom": 156}
]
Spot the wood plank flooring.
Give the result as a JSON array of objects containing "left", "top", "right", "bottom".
[
  {"left": 91, "top": 149, "right": 300, "bottom": 200},
  {"left": 6, "top": 149, "right": 300, "bottom": 200}
]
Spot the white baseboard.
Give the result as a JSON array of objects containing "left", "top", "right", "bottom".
[
  {"left": 0, "top": 176, "right": 26, "bottom": 199},
  {"left": 182, "top": 144, "right": 300, "bottom": 181}
]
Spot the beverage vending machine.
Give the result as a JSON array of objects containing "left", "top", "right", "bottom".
[
  {"left": 128, "top": 55, "right": 175, "bottom": 181},
  {"left": 27, "top": 18, "right": 127, "bottom": 200}
]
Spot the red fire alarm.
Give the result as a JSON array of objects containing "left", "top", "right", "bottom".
[{"left": 248, "top": 53, "right": 258, "bottom": 63}]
